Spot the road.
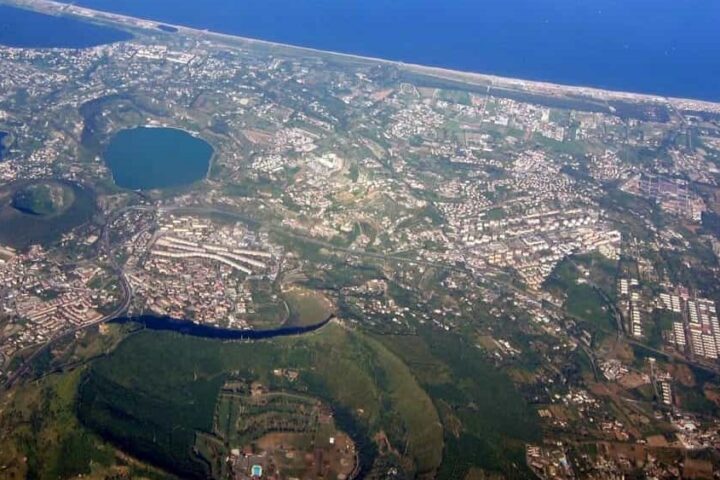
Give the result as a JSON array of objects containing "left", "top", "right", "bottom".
[
  {"left": 9, "top": 201, "right": 713, "bottom": 391},
  {"left": 2, "top": 207, "right": 134, "bottom": 390},
  {"left": 2, "top": 196, "right": 460, "bottom": 390},
  {"left": 560, "top": 258, "right": 720, "bottom": 377},
  {"left": 162, "top": 205, "right": 467, "bottom": 272}
]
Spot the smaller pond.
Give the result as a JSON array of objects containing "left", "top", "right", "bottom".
[
  {"left": 0, "top": 5, "right": 132, "bottom": 48},
  {"left": 104, "top": 127, "right": 214, "bottom": 190}
]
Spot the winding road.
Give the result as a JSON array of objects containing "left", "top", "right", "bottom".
[
  {"left": 2, "top": 207, "right": 134, "bottom": 390},
  {"left": 10, "top": 201, "right": 714, "bottom": 391}
]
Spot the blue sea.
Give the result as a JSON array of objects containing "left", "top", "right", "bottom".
[
  {"left": 23, "top": 0, "right": 720, "bottom": 101},
  {"left": 0, "top": 5, "right": 131, "bottom": 48}
]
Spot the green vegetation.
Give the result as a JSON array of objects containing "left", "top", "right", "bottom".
[
  {"left": 0, "top": 369, "right": 95, "bottom": 479},
  {"left": 545, "top": 255, "right": 618, "bottom": 337},
  {"left": 676, "top": 384, "right": 720, "bottom": 417},
  {"left": 647, "top": 310, "right": 678, "bottom": 349},
  {"left": 565, "top": 284, "right": 614, "bottom": 331},
  {"left": 532, "top": 134, "right": 586, "bottom": 156},
  {"left": 78, "top": 352, "right": 224, "bottom": 478},
  {"left": 598, "top": 187, "right": 657, "bottom": 241},
  {"left": 438, "top": 89, "right": 472, "bottom": 106},
  {"left": 362, "top": 333, "right": 444, "bottom": 473},
  {"left": 0, "top": 366, "right": 170, "bottom": 480},
  {"left": 282, "top": 286, "right": 334, "bottom": 327},
  {"left": 213, "top": 390, "right": 320, "bottom": 446},
  {"left": 11, "top": 181, "right": 74, "bottom": 216},
  {"left": 198, "top": 386, "right": 352, "bottom": 479},
  {"left": 77, "top": 324, "right": 444, "bottom": 478},
  {"left": 0, "top": 180, "right": 96, "bottom": 248},
  {"left": 376, "top": 328, "right": 541, "bottom": 479},
  {"left": 484, "top": 207, "right": 505, "bottom": 220},
  {"left": 243, "top": 280, "right": 287, "bottom": 329}
]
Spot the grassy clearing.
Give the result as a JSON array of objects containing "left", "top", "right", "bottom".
[
  {"left": 244, "top": 280, "right": 287, "bottom": 329},
  {"left": 545, "top": 255, "right": 617, "bottom": 337},
  {"left": 282, "top": 286, "right": 334, "bottom": 327},
  {"left": 565, "top": 283, "right": 615, "bottom": 333}
]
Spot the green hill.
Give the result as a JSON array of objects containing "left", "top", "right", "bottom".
[
  {"left": 76, "top": 324, "right": 444, "bottom": 479},
  {"left": 11, "top": 182, "right": 74, "bottom": 216}
]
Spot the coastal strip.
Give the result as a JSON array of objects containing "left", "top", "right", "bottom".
[{"left": 3, "top": 0, "right": 720, "bottom": 113}]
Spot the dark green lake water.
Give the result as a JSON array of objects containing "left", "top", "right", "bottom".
[{"left": 104, "top": 127, "right": 213, "bottom": 190}]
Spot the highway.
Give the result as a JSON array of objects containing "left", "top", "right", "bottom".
[
  {"left": 0, "top": 200, "right": 470, "bottom": 390},
  {"left": 160, "top": 205, "right": 467, "bottom": 272},
  {"left": 9, "top": 201, "right": 714, "bottom": 391},
  {"left": 2, "top": 207, "right": 134, "bottom": 390}
]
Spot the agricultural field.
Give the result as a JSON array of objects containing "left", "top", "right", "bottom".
[{"left": 243, "top": 280, "right": 290, "bottom": 330}]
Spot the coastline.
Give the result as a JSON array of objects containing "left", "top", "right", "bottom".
[{"left": 3, "top": 0, "right": 720, "bottom": 112}]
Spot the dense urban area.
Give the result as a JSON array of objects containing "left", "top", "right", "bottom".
[{"left": 1, "top": 1, "right": 720, "bottom": 479}]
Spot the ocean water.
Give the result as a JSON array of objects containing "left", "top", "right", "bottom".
[
  {"left": 0, "top": 5, "right": 131, "bottom": 48},
  {"left": 60, "top": 0, "right": 720, "bottom": 101}
]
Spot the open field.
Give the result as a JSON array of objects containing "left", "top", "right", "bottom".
[
  {"left": 282, "top": 286, "right": 335, "bottom": 327},
  {"left": 545, "top": 255, "right": 618, "bottom": 337}
]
